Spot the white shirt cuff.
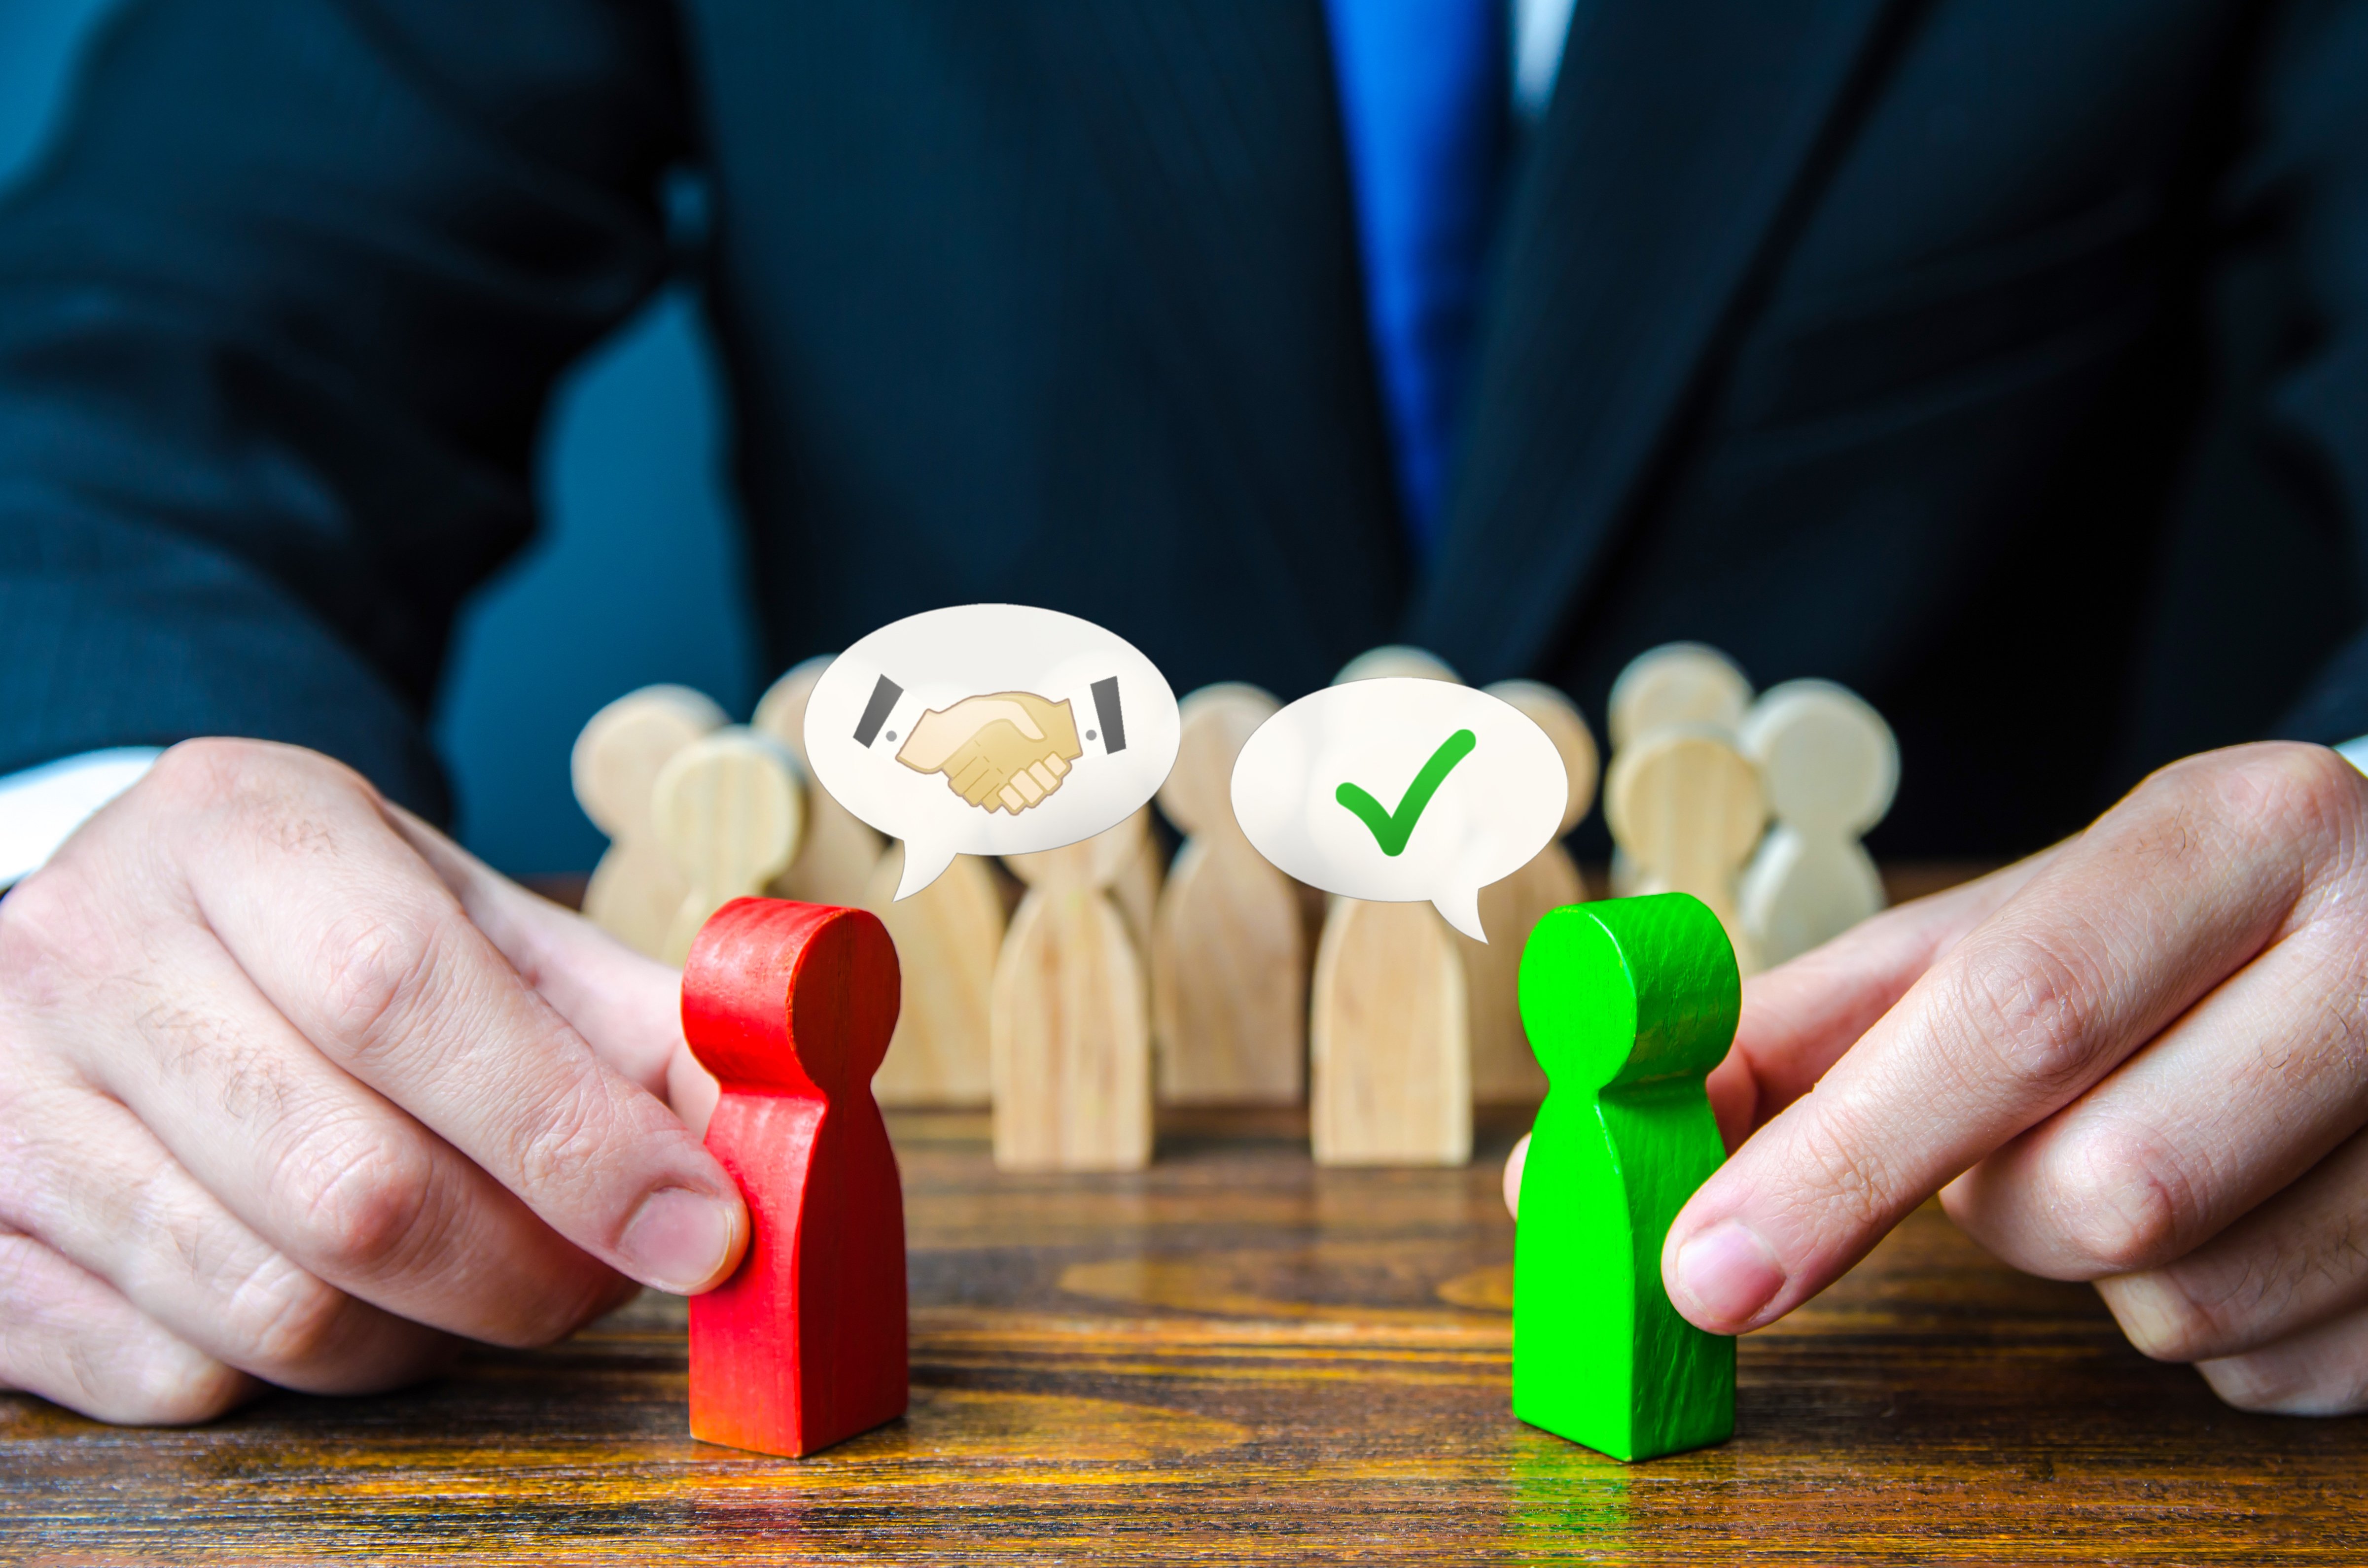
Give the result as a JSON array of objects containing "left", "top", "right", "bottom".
[{"left": 0, "top": 748, "right": 164, "bottom": 886}]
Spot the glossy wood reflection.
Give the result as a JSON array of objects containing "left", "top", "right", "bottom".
[{"left": 6, "top": 1099, "right": 2362, "bottom": 1564}]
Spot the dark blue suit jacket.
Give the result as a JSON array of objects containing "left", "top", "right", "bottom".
[{"left": 2, "top": 0, "right": 2366, "bottom": 854}]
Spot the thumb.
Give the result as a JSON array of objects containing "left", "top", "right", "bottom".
[{"left": 976, "top": 695, "right": 1046, "bottom": 741}]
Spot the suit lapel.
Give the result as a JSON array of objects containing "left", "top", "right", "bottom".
[{"left": 1413, "top": 0, "right": 1917, "bottom": 679}]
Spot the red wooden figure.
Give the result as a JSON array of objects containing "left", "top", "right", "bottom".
[{"left": 681, "top": 897, "right": 908, "bottom": 1457}]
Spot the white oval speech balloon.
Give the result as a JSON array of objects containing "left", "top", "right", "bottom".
[
  {"left": 1231, "top": 678, "right": 1567, "bottom": 942},
  {"left": 805, "top": 604, "right": 1181, "bottom": 899}
]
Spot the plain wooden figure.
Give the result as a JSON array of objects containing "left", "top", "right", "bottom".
[
  {"left": 1606, "top": 646, "right": 1753, "bottom": 898},
  {"left": 862, "top": 843, "right": 1005, "bottom": 1107},
  {"left": 1738, "top": 679, "right": 1898, "bottom": 967},
  {"left": 573, "top": 686, "right": 727, "bottom": 958},
  {"left": 1309, "top": 646, "right": 1473, "bottom": 1165},
  {"left": 753, "top": 656, "right": 888, "bottom": 907},
  {"left": 681, "top": 898, "right": 908, "bottom": 1458},
  {"left": 992, "top": 812, "right": 1154, "bottom": 1170},
  {"left": 1604, "top": 725, "right": 1766, "bottom": 975},
  {"left": 1514, "top": 893, "right": 1737, "bottom": 1462},
  {"left": 1310, "top": 898, "right": 1471, "bottom": 1165},
  {"left": 1605, "top": 643, "right": 1753, "bottom": 749},
  {"left": 1111, "top": 808, "right": 1165, "bottom": 956},
  {"left": 1151, "top": 683, "right": 1304, "bottom": 1106},
  {"left": 652, "top": 728, "right": 805, "bottom": 965},
  {"left": 1459, "top": 680, "right": 1599, "bottom": 1105}
]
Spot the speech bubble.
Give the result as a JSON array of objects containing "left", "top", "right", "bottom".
[
  {"left": 1231, "top": 678, "right": 1567, "bottom": 941},
  {"left": 805, "top": 604, "right": 1181, "bottom": 899}
]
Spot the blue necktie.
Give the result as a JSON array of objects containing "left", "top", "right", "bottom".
[{"left": 1322, "top": 0, "right": 1510, "bottom": 557}]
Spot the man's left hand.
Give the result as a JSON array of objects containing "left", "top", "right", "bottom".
[{"left": 1507, "top": 741, "right": 2368, "bottom": 1414}]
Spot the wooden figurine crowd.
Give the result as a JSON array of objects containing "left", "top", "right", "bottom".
[
  {"left": 574, "top": 642, "right": 1895, "bottom": 1174},
  {"left": 1603, "top": 643, "right": 1898, "bottom": 973}
]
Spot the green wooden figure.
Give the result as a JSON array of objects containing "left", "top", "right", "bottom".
[{"left": 1514, "top": 892, "right": 1739, "bottom": 1461}]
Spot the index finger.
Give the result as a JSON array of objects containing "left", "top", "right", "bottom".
[
  {"left": 1499, "top": 852, "right": 2052, "bottom": 1220},
  {"left": 1661, "top": 746, "right": 2344, "bottom": 1335},
  {"left": 1704, "top": 850, "right": 2054, "bottom": 1148},
  {"left": 173, "top": 743, "right": 748, "bottom": 1296}
]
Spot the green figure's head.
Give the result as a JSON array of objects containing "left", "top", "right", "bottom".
[{"left": 1518, "top": 894, "right": 1741, "bottom": 1096}]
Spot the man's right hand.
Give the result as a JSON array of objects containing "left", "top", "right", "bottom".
[{"left": 0, "top": 739, "right": 747, "bottom": 1425}]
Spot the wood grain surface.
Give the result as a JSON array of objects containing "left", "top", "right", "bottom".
[
  {"left": 40, "top": 861, "right": 2333, "bottom": 1564},
  {"left": 7, "top": 1103, "right": 2362, "bottom": 1564}
]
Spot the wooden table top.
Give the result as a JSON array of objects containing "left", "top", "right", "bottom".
[{"left": 7, "top": 1103, "right": 2363, "bottom": 1564}]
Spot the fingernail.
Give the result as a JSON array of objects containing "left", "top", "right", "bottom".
[
  {"left": 1672, "top": 1219, "right": 1787, "bottom": 1330},
  {"left": 620, "top": 1188, "right": 742, "bottom": 1294}
]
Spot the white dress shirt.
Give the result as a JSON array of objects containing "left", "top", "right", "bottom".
[{"left": 0, "top": 748, "right": 165, "bottom": 885}]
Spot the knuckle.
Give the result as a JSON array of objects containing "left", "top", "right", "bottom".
[
  {"left": 142, "top": 737, "right": 255, "bottom": 805},
  {"left": 1933, "top": 936, "right": 2105, "bottom": 1103},
  {"left": 2161, "top": 742, "right": 2362, "bottom": 862},
  {"left": 0, "top": 1231, "right": 250, "bottom": 1426},
  {"left": 93, "top": 1345, "right": 251, "bottom": 1427},
  {"left": 2198, "top": 1350, "right": 2368, "bottom": 1416},
  {"left": 144, "top": 738, "right": 308, "bottom": 833},
  {"left": 2247, "top": 742, "right": 2368, "bottom": 828},
  {"left": 2050, "top": 1127, "right": 2199, "bottom": 1274},
  {"left": 224, "top": 1257, "right": 360, "bottom": 1376},
  {"left": 150, "top": 738, "right": 375, "bottom": 860},
  {"left": 279, "top": 1123, "right": 441, "bottom": 1281},
  {"left": 2294, "top": 742, "right": 2362, "bottom": 815},
  {"left": 312, "top": 908, "right": 445, "bottom": 1057}
]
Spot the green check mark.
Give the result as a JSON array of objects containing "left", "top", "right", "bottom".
[{"left": 1335, "top": 729, "right": 1477, "bottom": 857}]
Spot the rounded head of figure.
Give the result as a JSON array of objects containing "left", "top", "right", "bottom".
[
  {"left": 571, "top": 684, "right": 728, "bottom": 839},
  {"left": 1333, "top": 645, "right": 1462, "bottom": 685},
  {"left": 1159, "top": 683, "right": 1279, "bottom": 838},
  {"left": 1602, "top": 724, "right": 1766, "bottom": 877},
  {"left": 1517, "top": 894, "right": 1740, "bottom": 1095},
  {"left": 1738, "top": 678, "right": 1898, "bottom": 837},
  {"left": 651, "top": 728, "right": 807, "bottom": 890},
  {"left": 1483, "top": 679, "right": 1599, "bottom": 835},
  {"left": 1606, "top": 643, "right": 1751, "bottom": 749},
  {"left": 681, "top": 899, "right": 901, "bottom": 1100}
]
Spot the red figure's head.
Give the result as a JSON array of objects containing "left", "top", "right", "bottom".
[{"left": 681, "top": 899, "right": 901, "bottom": 1100}]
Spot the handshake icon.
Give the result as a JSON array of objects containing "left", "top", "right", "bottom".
[{"left": 895, "top": 691, "right": 1085, "bottom": 815}]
